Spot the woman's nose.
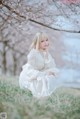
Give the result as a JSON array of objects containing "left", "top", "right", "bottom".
[
  {"left": 45, "top": 42, "right": 47, "bottom": 45},
  {"left": 45, "top": 41, "right": 48, "bottom": 45}
]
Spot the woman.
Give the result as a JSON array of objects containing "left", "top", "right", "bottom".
[{"left": 19, "top": 32, "right": 62, "bottom": 97}]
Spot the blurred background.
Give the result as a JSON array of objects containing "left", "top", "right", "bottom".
[{"left": 0, "top": 0, "right": 80, "bottom": 76}]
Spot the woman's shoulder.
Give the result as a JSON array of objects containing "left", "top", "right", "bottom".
[
  {"left": 29, "top": 48, "right": 39, "bottom": 55},
  {"left": 31, "top": 48, "right": 39, "bottom": 53},
  {"left": 28, "top": 49, "right": 39, "bottom": 58}
]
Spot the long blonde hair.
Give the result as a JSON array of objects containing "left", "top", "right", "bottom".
[{"left": 30, "top": 32, "right": 48, "bottom": 50}]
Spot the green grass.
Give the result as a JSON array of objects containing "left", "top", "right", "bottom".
[{"left": 0, "top": 75, "right": 80, "bottom": 119}]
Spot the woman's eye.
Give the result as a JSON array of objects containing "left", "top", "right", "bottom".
[
  {"left": 46, "top": 39, "right": 48, "bottom": 41},
  {"left": 41, "top": 40, "right": 44, "bottom": 42}
]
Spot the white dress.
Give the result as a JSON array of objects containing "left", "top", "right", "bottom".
[{"left": 19, "top": 49, "right": 80, "bottom": 97}]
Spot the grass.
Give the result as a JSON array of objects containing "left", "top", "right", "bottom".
[{"left": 0, "top": 75, "right": 80, "bottom": 119}]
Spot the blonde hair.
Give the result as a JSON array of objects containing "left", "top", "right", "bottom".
[{"left": 30, "top": 32, "right": 48, "bottom": 50}]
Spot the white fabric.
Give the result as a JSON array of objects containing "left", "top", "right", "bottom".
[{"left": 19, "top": 49, "right": 80, "bottom": 97}]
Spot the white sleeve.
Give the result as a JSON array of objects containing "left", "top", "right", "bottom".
[{"left": 24, "top": 49, "right": 45, "bottom": 81}]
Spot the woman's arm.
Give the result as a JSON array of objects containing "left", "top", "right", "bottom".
[
  {"left": 45, "top": 53, "right": 60, "bottom": 77},
  {"left": 25, "top": 49, "right": 46, "bottom": 81}
]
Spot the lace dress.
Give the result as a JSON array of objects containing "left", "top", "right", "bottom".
[{"left": 19, "top": 49, "right": 61, "bottom": 97}]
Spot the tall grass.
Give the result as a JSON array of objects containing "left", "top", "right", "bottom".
[{"left": 0, "top": 75, "right": 80, "bottom": 119}]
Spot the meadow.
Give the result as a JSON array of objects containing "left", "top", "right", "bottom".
[{"left": 0, "top": 75, "right": 80, "bottom": 119}]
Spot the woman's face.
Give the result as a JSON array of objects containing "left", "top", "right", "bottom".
[{"left": 39, "top": 38, "right": 49, "bottom": 51}]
